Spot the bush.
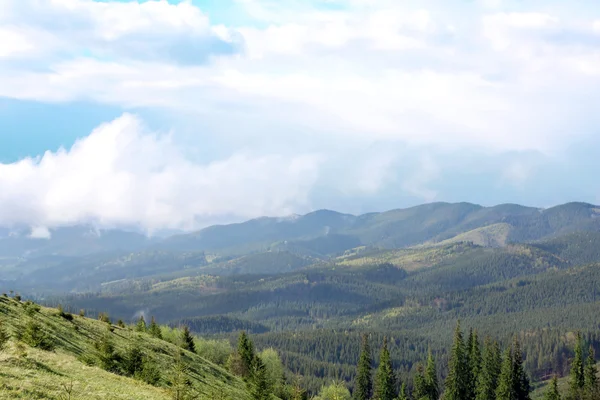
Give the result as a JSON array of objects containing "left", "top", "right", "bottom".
[
  {"left": 56, "top": 305, "right": 74, "bottom": 321},
  {"left": 23, "top": 301, "right": 41, "bottom": 317},
  {"left": 21, "top": 320, "right": 54, "bottom": 351}
]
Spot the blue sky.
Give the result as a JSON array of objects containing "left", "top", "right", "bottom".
[{"left": 1, "top": 0, "right": 600, "bottom": 232}]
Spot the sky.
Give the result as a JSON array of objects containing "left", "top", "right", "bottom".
[{"left": 1, "top": 0, "right": 600, "bottom": 233}]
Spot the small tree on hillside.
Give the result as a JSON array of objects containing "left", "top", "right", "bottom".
[
  {"left": 544, "top": 375, "right": 561, "bottom": 400},
  {"left": 569, "top": 332, "right": 585, "bottom": 400},
  {"left": 136, "top": 316, "right": 147, "bottom": 332},
  {"left": 583, "top": 346, "right": 599, "bottom": 400},
  {"left": 354, "top": 333, "right": 373, "bottom": 400},
  {"left": 149, "top": 316, "right": 163, "bottom": 339},
  {"left": 181, "top": 326, "right": 196, "bottom": 353},
  {"left": 374, "top": 337, "right": 396, "bottom": 400},
  {"left": 445, "top": 321, "right": 469, "bottom": 400}
]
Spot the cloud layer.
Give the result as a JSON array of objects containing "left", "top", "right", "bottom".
[
  {"left": 0, "top": 114, "right": 321, "bottom": 232},
  {"left": 1, "top": 0, "right": 600, "bottom": 230}
]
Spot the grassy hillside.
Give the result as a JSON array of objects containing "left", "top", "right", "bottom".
[{"left": 0, "top": 296, "right": 251, "bottom": 399}]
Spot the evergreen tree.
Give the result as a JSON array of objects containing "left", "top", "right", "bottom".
[
  {"left": 136, "top": 315, "right": 147, "bottom": 332},
  {"left": 544, "top": 376, "right": 561, "bottom": 400},
  {"left": 238, "top": 331, "right": 256, "bottom": 379},
  {"left": 355, "top": 333, "right": 373, "bottom": 400},
  {"left": 95, "top": 332, "right": 119, "bottom": 372},
  {"left": 374, "top": 337, "right": 396, "bottom": 400},
  {"left": 397, "top": 383, "right": 408, "bottom": 400},
  {"left": 583, "top": 346, "right": 598, "bottom": 400},
  {"left": 496, "top": 347, "right": 515, "bottom": 400},
  {"left": 512, "top": 338, "right": 531, "bottom": 400},
  {"left": 149, "top": 316, "right": 163, "bottom": 339},
  {"left": 22, "top": 320, "right": 54, "bottom": 351},
  {"left": 169, "top": 350, "right": 192, "bottom": 400},
  {"left": 445, "top": 321, "right": 469, "bottom": 400},
  {"left": 476, "top": 338, "right": 502, "bottom": 400},
  {"left": 251, "top": 356, "right": 271, "bottom": 400},
  {"left": 0, "top": 318, "right": 10, "bottom": 352},
  {"left": 424, "top": 349, "right": 439, "bottom": 400},
  {"left": 123, "top": 339, "right": 144, "bottom": 377},
  {"left": 181, "top": 326, "right": 196, "bottom": 353},
  {"left": 413, "top": 364, "right": 428, "bottom": 400},
  {"left": 469, "top": 330, "right": 482, "bottom": 397},
  {"left": 569, "top": 332, "right": 585, "bottom": 400}
]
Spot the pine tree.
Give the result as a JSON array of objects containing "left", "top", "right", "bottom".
[
  {"left": 238, "top": 331, "right": 256, "bottom": 379},
  {"left": 123, "top": 339, "right": 144, "bottom": 377},
  {"left": 149, "top": 316, "right": 163, "bottom": 339},
  {"left": 355, "top": 334, "right": 373, "bottom": 400},
  {"left": 169, "top": 350, "right": 191, "bottom": 400},
  {"left": 95, "top": 332, "right": 118, "bottom": 372},
  {"left": 544, "top": 376, "right": 561, "bottom": 400},
  {"left": 251, "top": 356, "right": 271, "bottom": 400},
  {"left": 181, "top": 326, "right": 195, "bottom": 353},
  {"left": 496, "top": 347, "right": 515, "bottom": 400},
  {"left": 374, "top": 337, "right": 396, "bottom": 400},
  {"left": 425, "top": 349, "right": 439, "bottom": 400},
  {"left": 583, "top": 346, "right": 598, "bottom": 400},
  {"left": 136, "top": 315, "right": 147, "bottom": 332},
  {"left": 512, "top": 338, "right": 531, "bottom": 400},
  {"left": 445, "top": 321, "right": 469, "bottom": 400},
  {"left": 0, "top": 318, "right": 10, "bottom": 353},
  {"left": 570, "top": 332, "right": 585, "bottom": 400},
  {"left": 397, "top": 383, "right": 408, "bottom": 400},
  {"left": 476, "top": 338, "right": 502, "bottom": 400},
  {"left": 413, "top": 364, "right": 428, "bottom": 400},
  {"left": 469, "top": 330, "right": 482, "bottom": 398}
]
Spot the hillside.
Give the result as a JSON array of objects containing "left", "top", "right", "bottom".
[{"left": 0, "top": 296, "right": 252, "bottom": 399}]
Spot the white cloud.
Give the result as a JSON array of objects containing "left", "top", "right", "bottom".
[
  {"left": 29, "top": 226, "right": 51, "bottom": 239},
  {"left": 0, "top": 114, "right": 322, "bottom": 232},
  {"left": 1, "top": 0, "right": 599, "bottom": 155},
  {"left": 1, "top": 0, "right": 600, "bottom": 224}
]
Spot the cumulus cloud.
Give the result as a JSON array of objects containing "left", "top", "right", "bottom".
[
  {"left": 1, "top": 0, "right": 600, "bottom": 155},
  {"left": 0, "top": 114, "right": 322, "bottom": 232},
  {"left": 1, "top": 0, "right": 600, "bottom": 226}
]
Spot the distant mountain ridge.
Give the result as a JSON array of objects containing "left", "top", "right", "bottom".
[
  {"left": 157, "top": 201, "right": 600, "bottom": 255},
  {"left": 1, "top": 202, "right": 600, "bottom": 260}
]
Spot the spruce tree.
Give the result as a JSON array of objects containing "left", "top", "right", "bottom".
[
  {"left": 374, "top": 337, "right": 396, "bottom": 400},
  {"left": 544, "top": 376, "right": 561, "bottom": 400},
  {"left": 570, "top": 332, "right": 585, "bottom": 400},
  {"left": 169, "top": 350, "right": 191, "bottom": 400},
  {"left": 123, "top": 339, "right": 144, "bottom": 377},
  {"left": 136, "top": 315, "right": 147, "bottom": 332},
  {"left": 355, "top": 334, "right": 373, "bottom": 400},
  {"left": 583, "top": 346, "right": 598, "bottom": 400},
  {"left": 413, "top": 364, "right": 427, "bottom": 400},
  {"left": 425, "top": 349, "right": 439, "bottom": 400},
  {"left": 238, "top": 331, "right": 256, "bottom": 379},
  {"left": 445, "top": 321, "right": 469, "bottom": 400},
  {"left": 496, "top": 347, "right": 515, "bottom": 400},
  {"left": 251, "top": 356, "right": 271, "bottom": 400},
  {"left": 512, "top": 338, "right": 531, "bottom": 400},
  {"left": 469, "top": 330, "right": 482, "bottom": 397},
  {"left": 476, "top": 338, "right": 502, "bottom": 400},
  {"left": 397, "top": 383, "right": 408, "bottom": 400},
  {"left": 149, "top": 316, "right": 163, "bottom": 339},
  {"left": 181, "top": 326, "right": 196, "bottom": 353}
]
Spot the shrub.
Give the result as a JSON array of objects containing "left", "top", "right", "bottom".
[
  {"left": 23, "top": 301, "right": 41, "bottom": 317},
  {"left": 21, "top": 320, "right": 54, "bottom": 351}
]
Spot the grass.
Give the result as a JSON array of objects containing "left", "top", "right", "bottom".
[{"left": 0, "top": 296, "right": 251, "bottom": 400}]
